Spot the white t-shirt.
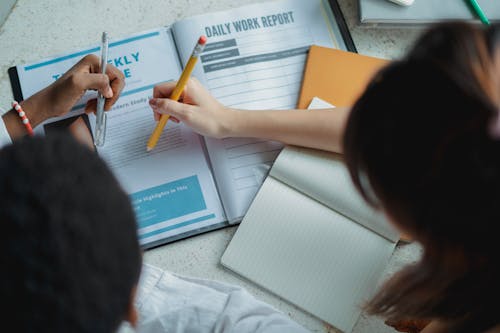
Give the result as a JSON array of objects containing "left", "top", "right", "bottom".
[
  {"left": 0, "top": 117, "right": 308, "bottom": 333},
  {"left": 127, "top": 264, "right": 308, "bottom": 333}
]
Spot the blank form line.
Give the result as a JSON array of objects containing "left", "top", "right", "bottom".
[
  {"left": 237, "top": 39, "right": 312, "bottom": 55},
  {"left": 216, "top": 82, "right": 300, "bottom": 100},
  {"left": 206, "top": 62, "right": 303, "bottom": 81},
  {"left": 236, "top": 184, "right": 259, "bottom": 191},
  {"left": 228, "top": 148, "right": 282, "bottom": 160},
  {"left": 234, "top": 174, "right": 259, "bottom": 181},
  {"left": 210, "top": 71, "right": 302, "bottom": 90},
  {"left": 227, "top": 93, "right": 296, "bottom": 108},
  {"left": 225, "top": 140, "right": 268, "bottom": 150},
  {"left": 231, "top": 160, "right": 276, "bottom": 171}
]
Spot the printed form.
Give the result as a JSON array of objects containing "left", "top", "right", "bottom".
[{"left": 172, "top": 0, "right": 344, "bottom": 221}]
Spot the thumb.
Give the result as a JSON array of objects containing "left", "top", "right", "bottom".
[{"left": 149, "top": 98, "right": 191, "bottom": 121}]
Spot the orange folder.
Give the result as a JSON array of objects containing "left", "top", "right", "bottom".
[{"left": 297, "top": 45, "right": 389, "bottom": 109}]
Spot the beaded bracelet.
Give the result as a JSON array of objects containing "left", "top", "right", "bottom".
[{"left": 12, "top": 101, "right": 34, "bottom": 136}]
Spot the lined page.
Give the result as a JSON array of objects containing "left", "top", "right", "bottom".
[
  {"left": 274, "top": 97, "right": 397, "bottom": 241},
  {"left": 221, "top": 176, "right": 396, "bottom": 332},
  {"left": 271, "top": 146, "right": 399, "bottom": 242},
  {"left": 91, "top": 96, "right": 226, "bottom": 248},
  {"left": 172, "top": 0, "right": 346, "bottom": 222}
]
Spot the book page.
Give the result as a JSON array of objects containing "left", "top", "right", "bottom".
[
  {"left": 268, "top": 97, "right": 397, "bottom": 242},
  {"left": 86, "top": 29, "right": 227, "bottom": 248},
  {"left": 89, "top": 103, "right": 226, "bottom": 248},
  {"left": 16, "top": 27, "right": 227, "bottom": 247},
  {"left": 221, "top": 176, "right": 396, "bottom": 332},
  {"left": 171, "top": 0, "right": 346, "bottom": 222}
]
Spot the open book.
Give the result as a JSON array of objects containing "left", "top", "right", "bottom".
[
  {"left": 221, "top": 98, "right": 399, "bottom": 332},
  {"left": 8, "top": 0, "right": 352, "bottom": 249}
]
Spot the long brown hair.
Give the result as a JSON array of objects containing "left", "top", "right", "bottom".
[{"left": 343, "top": 22, "right": 500, "bottom": 332}]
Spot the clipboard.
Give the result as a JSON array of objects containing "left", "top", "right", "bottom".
[{"left": 8, "top": 67, "right": 23, "bottom": 103}]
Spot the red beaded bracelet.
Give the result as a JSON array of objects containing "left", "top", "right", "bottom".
[{"left": 12, "top": 101, "right": 34, "bottom": 136}]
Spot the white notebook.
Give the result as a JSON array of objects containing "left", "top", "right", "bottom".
[
  {"left": 359, "top": 0, "right": 500, "bottom": 26},
  {"left": 221, "top": 98, "right": 399, "bottom": 332}
]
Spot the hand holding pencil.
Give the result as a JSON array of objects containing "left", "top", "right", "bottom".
[
  {"left": 149, "top": 77, "right": 230, "bottom": 138},
  {"left": 146, "top": 35, "right": 207, "bottom": 151}
]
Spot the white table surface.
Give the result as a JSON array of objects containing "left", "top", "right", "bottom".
[{"left": 0, "top": 1, "right": 424, "bottom": 332}]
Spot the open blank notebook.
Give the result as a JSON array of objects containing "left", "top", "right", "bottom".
[{"left": 221, "top": 98, "right": 399, "bottom": 332}]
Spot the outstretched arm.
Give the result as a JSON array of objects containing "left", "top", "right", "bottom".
[{"left": 149, "top": 78, "right": 349, "bottom": 154}]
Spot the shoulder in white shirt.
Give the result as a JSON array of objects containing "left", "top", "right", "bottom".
[{"left": 118, "top": 264, "right": 309, "bottom": 333}]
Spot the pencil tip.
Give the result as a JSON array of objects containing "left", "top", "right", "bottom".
[{"left": 146, "top": 147, "right": 152, "bottom": 152}]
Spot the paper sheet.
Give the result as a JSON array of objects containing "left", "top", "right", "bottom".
[
  {"left": 270, "top": 98, "right": 399, "bottom": 242},
  {"left": 172, "top": 0, "right": 344, "bottom": 222},
  {"left": 90, "top": 95, "right": 226, "bottom": 247},
  {"left": 221, "top": 176, "right": 396, "bottom": 332}
]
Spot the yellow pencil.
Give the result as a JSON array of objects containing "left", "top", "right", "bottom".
[{"left": 147, "top": 35, "right": 207, "bottom": 151}]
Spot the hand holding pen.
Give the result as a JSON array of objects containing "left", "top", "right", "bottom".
[{"left": 24, "top": 54, "right": 124, "bottom": 126}]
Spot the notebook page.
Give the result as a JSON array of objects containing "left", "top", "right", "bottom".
[
  {"left": 271, "top": 146, "right": 399, "bottom": 242},
  {"left": 221, "top": 176, "right": 396, "bottom": 332},
  {"left": 90, "top": 109, "right": 226, "bottom": 248},
  {"left": 269, "top": 97, "right": 398, "bottom": 242},
  {"left": 172, "top": 0, "right": 346, "bottom": 222}
]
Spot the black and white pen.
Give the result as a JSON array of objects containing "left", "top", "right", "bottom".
[{"left": 94, "top": 31, "right": 108, "bottom": 147}]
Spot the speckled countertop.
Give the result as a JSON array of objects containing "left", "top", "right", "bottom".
[{"left": 0, "top": 1, "right": 424, "bottom": 332}]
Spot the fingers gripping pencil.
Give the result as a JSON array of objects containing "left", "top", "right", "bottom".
[{"left": 147, "top": 35, "right": 207, "bottom": 152}]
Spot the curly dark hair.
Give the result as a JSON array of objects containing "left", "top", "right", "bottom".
[{"left": 0, "top": 134, "right": 142, "bottom": 332}]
